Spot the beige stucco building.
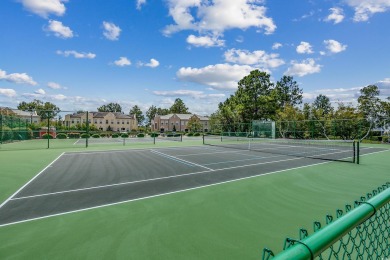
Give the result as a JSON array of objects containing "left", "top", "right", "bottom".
[
  {"left": 64, "top": 112, "right": 138, "bottom": 132},
  {"left": 151, "top": 113, "right": 209, "bottom": 132}
]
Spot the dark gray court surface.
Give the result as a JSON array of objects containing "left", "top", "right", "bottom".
[{"left": 0, "top": 145, "right": 385, "bottom": 226}]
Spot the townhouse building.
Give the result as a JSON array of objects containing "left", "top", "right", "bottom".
[
  {"left": 151, "top": 113, "right": 209, "bottom": 132},
  {"left": 64, "top": 112, "right": 138, "bottom": 132}
]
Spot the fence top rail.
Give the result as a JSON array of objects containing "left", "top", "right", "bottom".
[{"left": 271, "top": 185, "right": 390, "bottom": 260}]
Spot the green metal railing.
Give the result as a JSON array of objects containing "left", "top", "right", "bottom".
[{"left": 262, "top": 183, "right": 390, "bottom": 259}]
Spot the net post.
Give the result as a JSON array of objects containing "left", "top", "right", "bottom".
[
  {"left": 202, "top": 134, "right": 205, "bottom": 145},
  {"left": 353, "top": 141, "right": 356, "bottom": 163},
  {"left": 180, "top": 134, "right": 183, "bottom": 142},
  {"left": 356, "top": 141, "right": 360, "bottom": 164},
  {"left": 153, "top": 136, "right": 155, "bottom": 145}
]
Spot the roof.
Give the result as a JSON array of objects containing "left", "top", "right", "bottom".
[{"left": 156, "top": 113, "right": 209, "bottom": 120}]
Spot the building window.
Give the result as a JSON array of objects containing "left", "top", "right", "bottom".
[
  {"left": 122, "top": 121, "right": 124, "bottom": 124},
  {"left": 106, "top": 120, "right": 109, "bottom": 124},
  {"left": 71, "top": 120, "right": 74, "bottom": 124},
  {"left": 117, "top": 121, "right": 120, "bottom": 124},
  {"left": 176, "top": 121, "right": 179, "bottom": 125},
  {"left": 111, "top": 121, "right": 114, "bottom": 124},
  {"left": 94, "top": 120, "right": 97, "bottom": 124},
  {"left": 127, "top": 121, "right": 129, "bottom": 124},
  {"left": 100, "top": 121, "right": 102, "bottom": 124}
]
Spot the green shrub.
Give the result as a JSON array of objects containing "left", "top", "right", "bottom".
[
  {"left": 92, "top": 134, "right": 100, "bottom": 138},
  {"left": 187, "top": 132, "right": 194, "bottom": 137},
  {"left": 137, "top": 133, "right": 145, "bottom": 138},
  {"left": 112, "top": 133, "right": 119, "bottom": 138},
  {"left": 121, "top": 133, "right": 129, "bottom": 138},
  {"left": 41, "top": 133, "right": 54, "bottom": 139},
  {"left": 68, "top": 132, "right": 80, "bottom": 139},
  {"left": 193, "top": 132, "right": 200, "bottom": 136},
  {"left": 56, "top": 133, "right": 68, "bottom": 139},
  {"left": 381, "top": 136, "right": 389, "bottom": 143},
  {"left": 80, "top": 133, "right": 90, "bottom": 138},
  {"left": 150, "top": 132, "right": 159, "bottom": 137},
  {"left": 100, "top": 133, "right": 106, "bottom": 137}
]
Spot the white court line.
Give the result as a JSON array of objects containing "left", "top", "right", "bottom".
[
  {"left": 0, "top": 153, "right": 65, "bottom": 210},
  {"left": 11, "top": 156, "right": 306, "bottom": 201},
  {"left": 150, "top": 149, "right": 214, "bottom": 171},
  {"left": 0, "top": 159, "right": 332, "bottom": 228}
]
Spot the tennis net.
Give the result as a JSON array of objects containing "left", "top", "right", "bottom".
[{"left": 203, "top": 135, "right": 356, "bottom": 163}]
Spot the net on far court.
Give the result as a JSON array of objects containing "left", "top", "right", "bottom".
[{"left": 203, "top": 135, "right": 356, "bottom": 163}]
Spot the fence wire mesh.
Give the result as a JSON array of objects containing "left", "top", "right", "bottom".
[{"left": 262, "top": 183, "right": 390, "bottom": 260}]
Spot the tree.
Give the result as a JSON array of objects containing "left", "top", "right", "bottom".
[
  {"left": 333, "top": 102, "right": 364, "bottom": 140},
  {"left": 17, "top": 99, "right": 60, "bottom": 120},
  {"left": 357, "top": 85, "right": 383, "bottom": 140},
  {"left": 157, "top": 107, "right": 169, "bottom": 116},
  {"left": 97, "top": 103, "right": 122, "bottom": 112},
  {"left": 130, "top": 105, "right": 145, "bottom": 126},
  {"left": 146, "top": 105, "right": 157, "bottom": 126},
  {"left": 274, "top": 75, "right": 303, "bottom": 109},
  {"left": 187, "top": 116, "right": 202, "bottom": 132},
  {"left": 235, "top": 70, "right": 276, "bottom": 121},
  {"left": 169, "top": 98, "right": 189, "bottom": 114},
  {"left": 312, "top": 94, "right": 333, "bottom": 116}
]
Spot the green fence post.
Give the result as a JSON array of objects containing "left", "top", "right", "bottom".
[
  {"left": 47, "top": 113, "right": 50, "bottom": 149},
  {"left": 357, "top": 141, "right": 360, "bottom": 164},
  {"left": 0, "top": 114, "right": 2, "bottom": 145},
  {"left": 86, "top": 111, "right": 89, "bottom": 148}
]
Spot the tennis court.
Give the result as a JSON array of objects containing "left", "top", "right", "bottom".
[{"left": 0, "top": 141, "right": 384, "bottom": 227}]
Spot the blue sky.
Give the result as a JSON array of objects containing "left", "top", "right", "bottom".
[{"left": 0, "top": 0, "right": 389, "bottom": 115}]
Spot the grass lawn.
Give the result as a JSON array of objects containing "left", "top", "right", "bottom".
[{"left": 0, "top": 141, "right": 389, "bottom": 259}]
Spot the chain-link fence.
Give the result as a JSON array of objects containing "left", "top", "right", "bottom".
[
  {"left": 209, "top": 118, "right": 390, "bottom": 142},
  {"left": 0, "top": 110, "right": 184, "bottom": 151},
  {"left": 262, "top": 183, "right": 390, "bottom": 259}
]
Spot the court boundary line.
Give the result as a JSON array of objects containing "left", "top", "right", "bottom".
[
  {"left": 0, "top": 159, "right": 332, "bottom": 228},
  {"left": 0, "top": 148, "right": 387, "bottom": 228},
  {"left": 0, "top": 153, "right": 65, "bottom": 210}
]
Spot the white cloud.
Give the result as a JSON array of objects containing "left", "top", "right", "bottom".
[
  {"left": 376, "top": 78, "right": 390, "bottom": 96},
  {"left": 285, "top": 58, "right": 322, "bottom": 77},
  {"left": 140, "top": 58, "right": 160, "bottom": 68},
  {"left": 296, "top": 41, "right": 314, "bottom": 54},
  {"left": 0, "top": 69, "right": 37, "bottom": 85},
  {"left": 224, "top": 48, "right": 285, "bottom": 68},
  {"left": 34, "top": 88, "right": 46, "bottom": 95},
  {"left": 163, "top": 0, "right": 276, "bottom": 36},
  {"left": 346, "top": 0, "right": 390, "bottom": 22},
  {"left": 114, "top": 57, "right": 131, "bottom": 67},
  {"left": 20, "top": 0, "right": 67, "bottom": 18},
  {"left": 136, "top": 0, "right": 146, "bottom": 10},
  {"left": 47, "top": 82, "right": 63, "bottom": 89},
  {"left": 324, "top": 39, "right": 347, "bottom": 53},
  {"left": 46, "top": 20, "right": 73, "bottom": 38},
  {"left": 324, "top": 7, "right": 345, "bottom": 24},
  {"left": 272, "top": 42, "right": 282, "bottom": 50},
  {"left": 102, "top": 21, "right": 121, "bottom": 41},
  {"left": 186, "top": 34, "right": 225, "bottom": 47},
  {"left": 177, "top": 63, "right": 255, "bottom": 90},
  {"left": 152, "top": 89, "right": 226, "bottom": 100},
  {"left": 56, "top": 50, "right": 96, "bottom": 59},
  {"left": 0, "top": 88, "right": 17, "bottom": 97}
]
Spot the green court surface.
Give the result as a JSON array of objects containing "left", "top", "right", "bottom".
[{"left": 0, "top": 141, "right": 389, "bottom": 259}]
